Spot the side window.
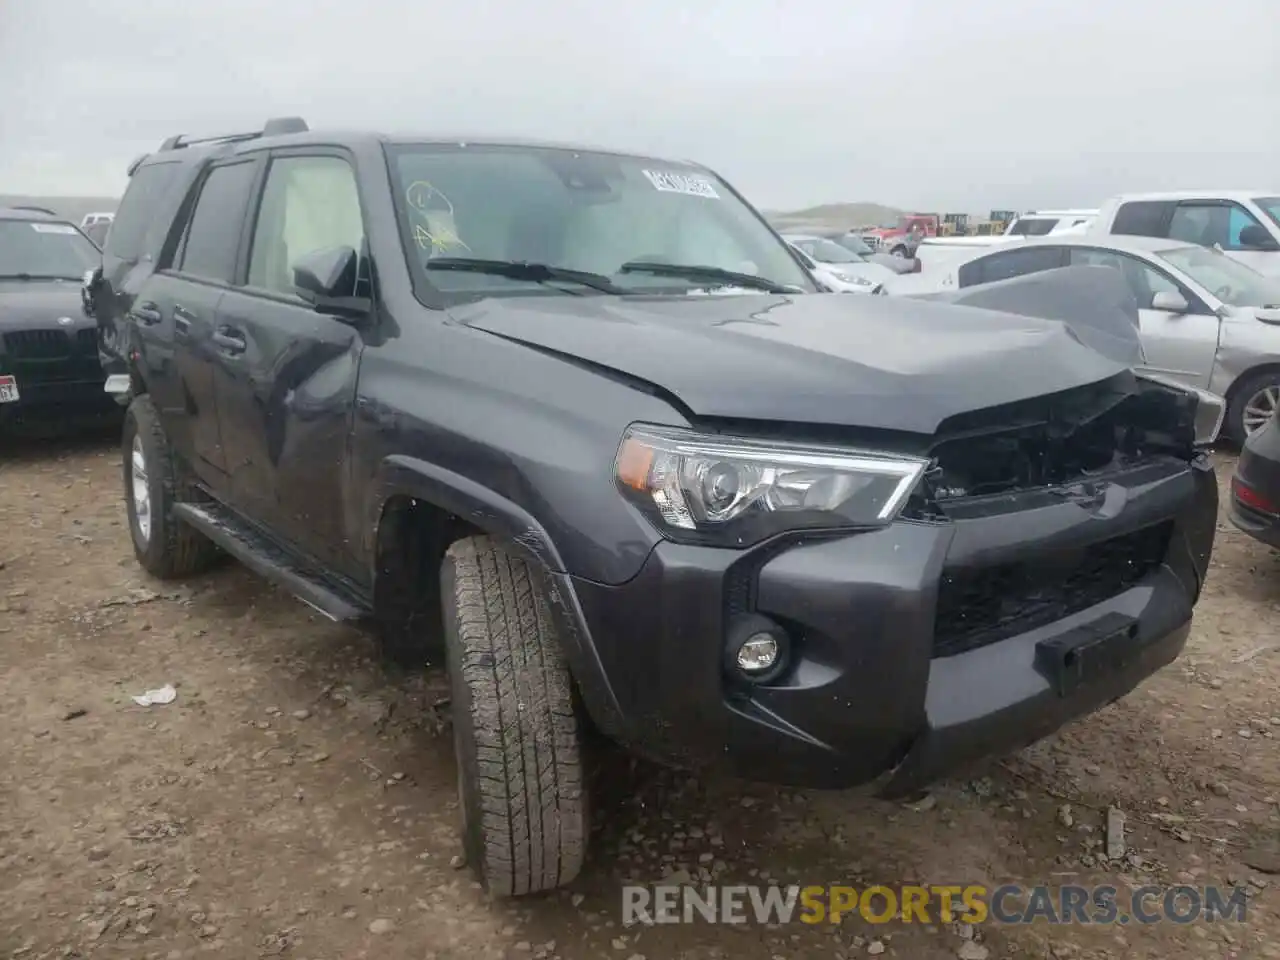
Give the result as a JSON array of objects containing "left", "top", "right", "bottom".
[
  {"left": 1227, "top": 205, "right": 1267, "bottom": 248},
  {"left": 247, "top": 155, "right": 365, "bottom": 297},
  {"left": 104, "top": 162, "right": 181, "bottom": 261},
  {"left": 1070, "top": 248, "right": 1185, "bottom": 310},
  {"left": 1110, "top": 201, "right": 1173, "bottom": 238},
  {"left": 958, "top": 246, "right": 1065, "bottom": 287},
  {"left": 176, "top": 161, "right": 259, "bottom": 283}
]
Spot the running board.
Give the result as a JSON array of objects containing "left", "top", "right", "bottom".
[{"left": 173, "top": 502, "right": 369, "bottom": 622}]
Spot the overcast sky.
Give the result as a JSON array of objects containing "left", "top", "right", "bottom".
[{"left": 1, "top": 0, "right": 1276, "bottom": 212}]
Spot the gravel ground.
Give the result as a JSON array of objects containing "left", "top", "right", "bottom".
[{"left": 1, "top": 430, "right": 1277, "bottom": 960}]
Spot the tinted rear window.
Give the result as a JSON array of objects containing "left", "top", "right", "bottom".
[
  {"left": 1008, "top": 218, "right": 1057, "bottom": 236},
  {"left": 176, "top": 160, "right": 258, "bottom": 283},
  {"left": 105, "top": 161, "right": 182, "bottom": 260},
  {"left": 958, "top": 246, "right": 1065, "bottom": 286},
  {"left": 1110, "top": 201, "right": 1173, "bottom": 238}
]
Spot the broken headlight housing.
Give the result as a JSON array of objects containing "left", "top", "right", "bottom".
[
  {"left": 614, "top": 425, "right": 928, "bottom": 547},
  {"left": 1133, "top": 371, "right": 1226, "bottom": 447}
]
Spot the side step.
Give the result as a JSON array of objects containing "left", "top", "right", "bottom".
[{"left": 173, "top": 502, "right": 369, "bottom": 622}]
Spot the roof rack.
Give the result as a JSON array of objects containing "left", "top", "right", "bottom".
[
  {"left": 9, "top": 205, "right": 58, "bottom": 216},
  {"left": 157, "top": 116, "right": 309, "bottom": 152}
]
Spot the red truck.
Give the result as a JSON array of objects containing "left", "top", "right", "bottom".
[{"left": 860, "top": 213, "right": 940, "bottom": 258}]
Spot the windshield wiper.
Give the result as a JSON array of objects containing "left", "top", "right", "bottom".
[
  {"left": 424, "top": 257, "right": 624, "bottom": 295},
  {"left": 0, "top": 272, "right": 83, "bottom": 282},
  {"left": 617, "top": 261, "right": 801, "bottom": 294}
]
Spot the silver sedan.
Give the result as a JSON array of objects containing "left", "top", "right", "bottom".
[{"left": 906, "top": 234, "right": 1280, "bottom": 441}]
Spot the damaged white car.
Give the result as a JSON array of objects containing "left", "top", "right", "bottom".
[{"left": 907, "top": 234, "right": 1280, "bottom": 441}]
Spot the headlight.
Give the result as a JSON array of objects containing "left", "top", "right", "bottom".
[
  {"left": 614, "top": 425, "right": 928, "bottom": 546},
  {"left": 1134, "top": 371, "right": 1225, "bottom": 446},
  {"left": 833, "top": 271, "right": 873, "bottom": 286}
]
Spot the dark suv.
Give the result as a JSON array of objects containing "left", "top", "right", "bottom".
[
  {"left": 0, "top": 206, "right": 115, "bottom": 428},
  {"left": 92, "top": 118, "right": 1220, "bottom": 898}
]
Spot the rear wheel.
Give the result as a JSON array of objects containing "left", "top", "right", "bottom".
[
  {"left": 122, "top": 396, "right": 221, "bottom": 579},
  {"left": 441, "top": 536, "right": 587, "bottom": 897},
  {"left": 1227, "top": 370, "right": 1280, "bottom": 443}
]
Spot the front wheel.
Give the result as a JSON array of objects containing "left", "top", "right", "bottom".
[
  {"left": 442, "top": 536, "right": 588, "bottom": 897},
  {"left": 122, "top": 396, "right": 221, "bottom": 579},
  {"left": 889, "top": 245, "right": 909, "bottom": 259}
]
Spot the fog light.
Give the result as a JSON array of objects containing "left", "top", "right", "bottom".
[{"left": 736, "top": 633, "right": 780, "bottom": 673}]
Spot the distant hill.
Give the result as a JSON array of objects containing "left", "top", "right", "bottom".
[
  {"left": 0, "top": 195, "right": 119, "bottom": 225},
  {"left": 765, "top": 201, "right": 905, "bottom": 233}
]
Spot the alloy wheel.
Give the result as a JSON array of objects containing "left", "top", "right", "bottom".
[
  {"left": 1243, "top": 385, "right": 1280, "bottom": 437},
  {"left": 131, "top": 435, "right": 151, "bottom": 543}
]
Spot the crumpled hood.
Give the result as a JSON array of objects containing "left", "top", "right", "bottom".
[
  {"left": 452, "top": 288, "right": 1133, "bottom": 435},
  {"left": 0, "top": 281, "right": 85, "bottom": 329},
  {"left": 910, "top": 264, "right": 1145, "bottom": 370}
]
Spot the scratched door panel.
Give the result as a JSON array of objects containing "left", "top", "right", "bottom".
[{"left": 212, "top": 287, "right": 363, "bottom": 573}]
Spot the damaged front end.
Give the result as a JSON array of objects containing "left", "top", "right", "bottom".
[
  {"left": 908, "top": 370, "right": 1221, "bottom": 516},
  {"left": 899, "top": 370, "right": 1220, "bottom": 659}
]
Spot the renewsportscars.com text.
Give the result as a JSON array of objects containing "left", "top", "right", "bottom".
[{"left": 621, "top": 884, "right": 1249, "bottom": 926}]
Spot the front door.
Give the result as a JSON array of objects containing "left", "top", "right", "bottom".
[{"left": 212, "top": 151, "right": 367, "bottom": 576}]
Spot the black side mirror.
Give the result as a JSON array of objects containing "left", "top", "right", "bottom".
[
  {"left": 292, "top": 246, "right": 371, "bottom": 321},
  {"left": 1239, "top": 224, "right": 1280, "bottom": 251}
]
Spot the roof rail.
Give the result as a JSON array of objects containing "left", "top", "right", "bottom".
[
  {"left": 157, "top": 116, "right": 309, "bottom": 153},
  {"left": 9, "top": 205, "right": 58, "bottom": 216}
]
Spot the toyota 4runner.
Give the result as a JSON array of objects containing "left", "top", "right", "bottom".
[{"left": 90, "top": 118, "right": 1220, "bottom": 898}]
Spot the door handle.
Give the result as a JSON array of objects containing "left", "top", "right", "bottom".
[
  {"left": 173, "top": 304, "right": 196, "bottom": 334},
  {"left": 212, "top": 327, "right": 247, "bottom": 354},
  {"left": 132, "top": 302, "right": 162, "bottom": 325}
]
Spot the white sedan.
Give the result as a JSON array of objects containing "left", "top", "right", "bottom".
[
  {"left": 908, "top": 234, "right": 1280, "bottom": 441},
  {"left": 783, "top": 234, "right": 896, "bottom": 294}
]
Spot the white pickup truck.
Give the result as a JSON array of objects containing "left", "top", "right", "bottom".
[{"left": 1087, "top": 191, "right": 1280, "bottom": 277}]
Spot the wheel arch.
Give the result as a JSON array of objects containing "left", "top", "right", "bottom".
[{"left": 366, "top": 456, "right": 625, "bottom": 731}]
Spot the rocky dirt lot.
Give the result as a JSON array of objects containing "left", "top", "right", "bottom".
[{"left": 1, "top": 431, "right": 1278, "bottom": 960}]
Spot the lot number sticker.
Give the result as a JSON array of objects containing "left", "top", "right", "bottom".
[
  {"left": 0, "top": 375, "right": 19, "bottom": 404},
  {"left": 642, "top": 170, "right": 720, "bottom": 199}
]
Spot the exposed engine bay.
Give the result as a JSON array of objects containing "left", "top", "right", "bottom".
[{"left": 912, "top": 372, "right": 1203, "bottom": 516}]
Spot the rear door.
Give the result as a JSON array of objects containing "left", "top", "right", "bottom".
[
  {"left": 1068, "top": 246, "right": 1219, "bottom": 388},
  {"left": 136, "top": 158, "right": 262, "bottom": 488},
  {"left": 96, "top": 160, "right": 185, "bottom": 379},
  {"left": 212, "top": 150, "right": 367, "bottom": 574}
]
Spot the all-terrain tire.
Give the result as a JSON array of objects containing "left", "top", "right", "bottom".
[
  {"left": 122, "top": 395, "right": 221, "bottom": 579},
  {"left": 441, "top": 536, "right": 587, "bottom": 897}
]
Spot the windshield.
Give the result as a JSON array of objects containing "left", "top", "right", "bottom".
[
  {"left": 388, "top": 144, "right": 813, "bottom": 299},
  {"left": 791, "top": 238, "right": 859, "bottom": 263},
  {"left": 0, "top": 219, "right": 100, "bottom": 279},
  {"left": 1160, "top": 244, "right": 1280, "bottom": 308},
  {"left": 1256, "top": 197, "right": 1280, "bottom": 230}
]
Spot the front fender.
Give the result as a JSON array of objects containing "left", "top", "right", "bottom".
[
  {"left": 366, "top": 453, "right": 628, "bottom": 736},
  {"left": 367, "top": 454, "right": 565, "bottom": 573}
]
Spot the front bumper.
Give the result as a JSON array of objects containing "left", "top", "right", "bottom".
[
  {"left": 562, "top": 454, "right": 1217, "bottom": 796},
  {"left": 1, "top": 327, "right": 116, "bottom": 425}
]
